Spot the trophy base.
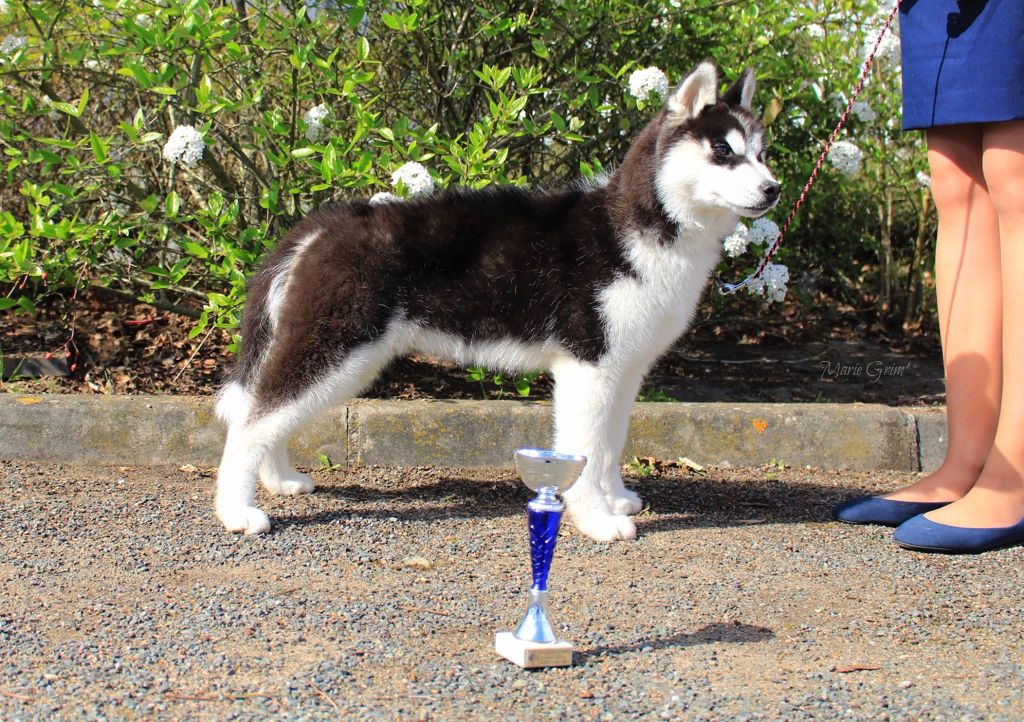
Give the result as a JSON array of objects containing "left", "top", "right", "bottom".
[{"left": 495, "top": 632, "right": 573, "bottom": 668}]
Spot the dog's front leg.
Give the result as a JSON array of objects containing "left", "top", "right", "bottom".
[{"left": 551, "top": 359, "right": 644, "bottom": 541}]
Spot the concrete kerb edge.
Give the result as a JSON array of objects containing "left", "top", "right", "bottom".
[{"left": 0, "top": 394, "right": 942, "bottom": 472}]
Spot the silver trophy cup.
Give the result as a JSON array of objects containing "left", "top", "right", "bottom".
[{"left": 495, "top": 448, "right": 586, "bottom": 668}]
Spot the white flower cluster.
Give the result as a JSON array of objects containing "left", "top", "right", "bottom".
[
  {"left": 747, "top": 263, "right": 790, "bottom": 303},
  {"left": 1, "top": 35, "right": 27, "bottom": 57},
  {"left": 162, "top": 125, "right": 205, "bottom": 168},
  {"left": 916, "top": 171, "right": 932, "bottom": 189},
  {"left": 627, "top": 66, "right": 669, "bottom": 101},
  {"left": 748, "top": 217, "right": 780, "bottom": 247},
  {"left": 391, "top": 161, "right": 434, "bottom": 196},
  {"left": 862, "top": 29, "right": 901, "bottom": 70},
  {"left": 804, "top": 23, "right": 825, "bottom": 40},
  {"left": 369, "top": 192, "right": 398, "bottom": 205},
  {"left": 303, "top": 104, "right": 330, "bottom": 142},
  {"left": 723, "top": 217, "right": 780, "bottom": 259},
  {"left": 851, "top": 100, "right": 877, "bottom": 123},
  {"left": 0, "top": 1, "right": 9, "bottom": 15},
  {"left": 722, "top": 223, "right": 749, "bottom": 258},
  {"left": 827, "top": 139, "right": 863, "bottom": 176}
]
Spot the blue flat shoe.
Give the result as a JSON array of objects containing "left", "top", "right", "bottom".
[
  {"left": 832, "top": 496, "right": 951, "bottom": 527},
  {"left": 894, "top": 514, "right": 1024, "bottom": 554}
]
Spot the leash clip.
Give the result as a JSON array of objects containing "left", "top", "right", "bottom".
[{"left": 713, "top": 274, "right": 751, "bottom": 296}]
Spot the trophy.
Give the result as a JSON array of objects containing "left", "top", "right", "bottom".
[{"left": 495, "top": 448, "right": 586, "bottom": 668}]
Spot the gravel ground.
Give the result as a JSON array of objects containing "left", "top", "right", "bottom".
[{"left": 2, "top": 460, "right": 1022, "bottom": 721}]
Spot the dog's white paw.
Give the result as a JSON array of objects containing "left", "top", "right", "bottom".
[
  {"left": 608, "top": 488, "right": 643, "bottom": 515},
  {"left": 572, "top": 511, "right": 637, "bottom": 542},
  {"left": 262, "top": 471, "right": 315, "bottom": 496},
  {"left": 216, "top": 504, "right": 271, "bottom": 535}
]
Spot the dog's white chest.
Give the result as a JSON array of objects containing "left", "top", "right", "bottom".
[{"left": 599, "top": 230, "right": 723, "bottom": 362}]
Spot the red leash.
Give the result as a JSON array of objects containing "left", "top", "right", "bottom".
[{"left": 715, "top": 0, "right": 904, "bottom": 295}]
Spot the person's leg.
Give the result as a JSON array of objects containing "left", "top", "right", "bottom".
[
  {"left": 925, "top": 120, "right": 1024, "bottom": 527},
  {"left": 885, "top": 124, "right": 1003, "bottom": 503}
]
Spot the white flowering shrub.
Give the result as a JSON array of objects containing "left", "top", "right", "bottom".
[
  {"left": 161, "top": 125, "right": 205, "bottom": 168},
  {"left": 390, "top": 161, "right": 434, "bottom": 196},
  {"left": 303, "top": 104, "right": 330, "bottom": 142},
  {"left": 827, "top": 140, "right": 864, "bottom": 176},
  {"left": 747, "top": 263, "right": 791, "bottom": 304},
  {"left": 627, "top": 67, "right": 669, "bottom": 108},
  {"left": 748, "top": 218, "right": 780, "bottom": 247},
  {"left": 722, "top": 223, "right": 749, "bottom": 258},
  {"left": 0, "top": 0, "right": 938, "bottom": 347}
]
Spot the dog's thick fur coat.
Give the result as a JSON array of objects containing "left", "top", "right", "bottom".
[{"left": 214, "top": 62, "right": 780, "bottom": 541}]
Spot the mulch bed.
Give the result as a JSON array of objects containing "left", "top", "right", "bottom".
[{"left": 1, "top": 289, "right": 945, "bottom": 405}]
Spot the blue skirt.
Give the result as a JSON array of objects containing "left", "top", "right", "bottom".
[{"left": 900, "top": 0, "right": 1024, "bottom": 130}]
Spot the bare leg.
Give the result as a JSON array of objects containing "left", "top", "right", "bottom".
[
  {"left": 886, "top": 124, "right": 1002, "bottom": 503},
  {"left": 925, "top": 120, "right": 1024, "bottom": 527}
]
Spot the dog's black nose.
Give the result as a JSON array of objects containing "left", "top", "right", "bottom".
[{"left": 761, "top": 182, "right": 781, "bottom": 202}]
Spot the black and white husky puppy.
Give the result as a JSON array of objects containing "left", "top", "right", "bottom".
[{"left": 214, "top": 61, "right": 780, "bottom": 541}]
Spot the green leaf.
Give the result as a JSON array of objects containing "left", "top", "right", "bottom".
[
  {"left": 140, "top": 195, "right": 160, "bottom": 213},
  {"left": 52, "top": 101, "right": 81, "bottom": 118},
  {"left": 346, "top": 6, "right": 366, "bottom": 30},
  {"left": 321, "top": 145, "right": 336, "bottom": 184},
  {"left": 89, "top": 133, "right": 108, "bottom": 164},
  {"left": 291, "top": 147, "right": 315, "bottom": 158},
  {"left": 77, "top": 88, "right": 89, "bottom": 116},
  {"left": 183, "top": 241, "right": 209, "bottom": 259},
  {"left": 165, "top": 191, "right": 181, "bottom": 216},
  {"left": 151, "top": 86, "right": 178, "bottom": 96}
]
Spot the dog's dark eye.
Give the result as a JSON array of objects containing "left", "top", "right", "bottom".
[{"left": 712, "top": 142, "right": 732, "bottom": 158}]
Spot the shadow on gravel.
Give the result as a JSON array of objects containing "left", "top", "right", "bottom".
[
  {"left": 634, "top": 473, "right": 846, "bottom": 534},
  {"left": 580, "top": 621, "right": 775, "bottom": 662},
  {"left": 272, "top": 476, "right": 526, "bottom": 529},
  {"left": 273, "top": 471, "right": 855, "bottom": 533}
]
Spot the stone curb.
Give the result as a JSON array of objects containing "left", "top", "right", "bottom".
[{"left": 0, "top": 394, "right": 947, "bottom": 473}]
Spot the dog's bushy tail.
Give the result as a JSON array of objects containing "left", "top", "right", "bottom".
[
  {"left": 215, "top": 380, "right": 251, "bottom": 426},
  {"left": 215, "top": 269, "right": 275, "bottom": 427}
]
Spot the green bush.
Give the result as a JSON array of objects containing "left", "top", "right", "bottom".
[{"left": 0, "top": 0, "right": 935, "bottom": 347}]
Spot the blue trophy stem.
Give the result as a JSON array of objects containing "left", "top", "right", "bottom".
[
  {"left": 515, "top": 492, "right": 565, "bottom": 644},
  {"left": 527, "top": 499, "right": 563, "bottom": 592}
]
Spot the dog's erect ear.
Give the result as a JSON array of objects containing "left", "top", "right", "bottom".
[
  {"left": 667, "top": 61, "right": 717, "bottom": 119},
  {"left": 721, "top": 67, "right": 756, "bottom": 110}
]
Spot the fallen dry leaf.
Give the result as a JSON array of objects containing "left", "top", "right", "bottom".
[{"left": 677, "top": 457, "right": 706, "bottom": 473}]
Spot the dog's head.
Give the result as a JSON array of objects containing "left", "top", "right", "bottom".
[{"left": 653, "top": 62, "right": 780, "bottom": 225}]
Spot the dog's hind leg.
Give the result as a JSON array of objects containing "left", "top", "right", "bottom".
[
  {"left": 259, "top": 440, "right": 315, "bottom": 496},
  {"left": 217, "top": 390, "right": 340, "bottom": 534},
  {"left": 551, "top": 358, "right": 643, "bottom": 541},
  {"left": 216, "top": 329, "right": 404, "bottom": 534},
  {"left": 215, "top": 412, "right": 279, "bottom": 534}
]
